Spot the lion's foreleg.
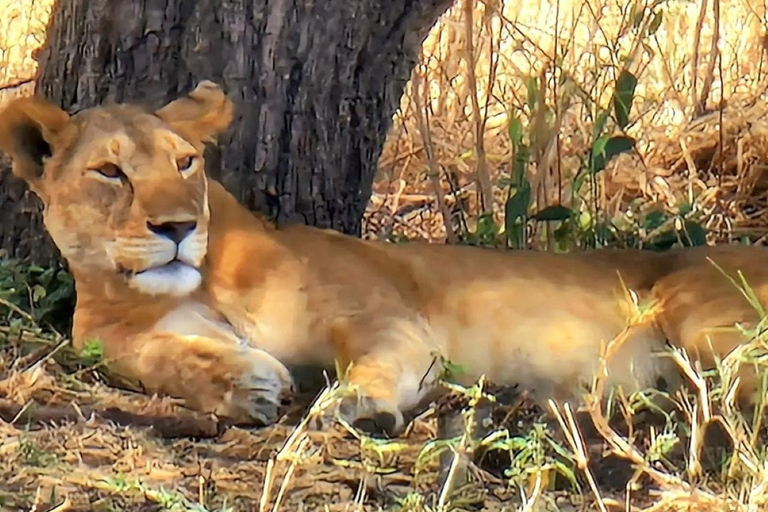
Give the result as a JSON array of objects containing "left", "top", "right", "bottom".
[{"left": 111, "top": 333, "right": 295, "bottom": 425}]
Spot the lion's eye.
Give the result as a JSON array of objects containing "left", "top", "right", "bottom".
[
  {"left": 177, "top": 156, "right": 196, "bottom": 174},
  {"left": 90, "top": 163, "right": 123, "bottom": 181}
]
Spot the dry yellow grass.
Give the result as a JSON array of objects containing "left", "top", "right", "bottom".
[
  {"left": 368, "top": 0, "right": 768, "bottom": 246},
  {"left": 0, "top": 0, "right": 52, "bottom": 100}
]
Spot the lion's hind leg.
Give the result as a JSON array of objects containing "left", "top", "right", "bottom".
[
  {"left": 329, "top": 315, "right": 446, "bottom": 437},
  {"left": 653, "top": 259, "right": 768, "bottom": 409}
]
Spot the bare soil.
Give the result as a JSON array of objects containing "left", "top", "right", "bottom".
[{"left": 0, "top": 334, "right": 722, "bottom": 512}]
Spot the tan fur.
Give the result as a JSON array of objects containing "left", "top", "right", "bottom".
[{"left": 1, "top": 83, "right": 766, "bottom": 433}]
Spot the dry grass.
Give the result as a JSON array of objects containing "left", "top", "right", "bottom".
[
  {"left": 0, "top": 0, "right": 52, "bottom": 100},
  {"left": 0, "top": 325, "right": 595, "bottom": 512},
  {"left": 368, "top": 0, "right": 768, "bottom": 247}
]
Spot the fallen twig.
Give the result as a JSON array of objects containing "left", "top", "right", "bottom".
[{"left": 0, "top": 398, "right": 223, "bottom": 438}]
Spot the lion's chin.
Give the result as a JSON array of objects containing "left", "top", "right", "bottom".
[{"left": 127, "top": 261, "right": 202, "bottom": 297}]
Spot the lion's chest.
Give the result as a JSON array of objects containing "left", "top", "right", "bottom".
[
  {"left": 152, "top": 300, "right": 247, "bottom": 346},
  {"left": 206, "top": 281, "right": 334, "bottom": 366}
]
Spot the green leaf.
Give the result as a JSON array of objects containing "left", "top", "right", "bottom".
[
  {"left": 604, "top": 135, "right": 636, "bottom": 160},
  {"left": 647, "top": 231, "right": 678, "bottom": 251},
  {"left": 474, "top": 212, "right": 499, "bottom": 246},
  {"left": 532, "top": 204, "right": 573, "bottom": 222},
  {"left": 512, "top": 144, "right": 530, "bottom": 185},
  {"left": 591, "top": 135, "right": 636, "bottom": 173},
  {"left": 554, "top": 222, "right": 573, "bottom": 251},
  {"left": 505, "top": 180, "right": 532, "bottom": 248},
  {"left": 677, "top": 202, "right": 693, "bottom": 216},
  {"left": 79, "top": 338, "right": 105, "bottom": 365},
  {"left": 508, "top": 115, "right": 524, "bottom": 146},
  {"left": 553, "top": 461, "right": 579, "bottom": 487},
  {"left": 526, "top": 76, "right": 539, "bottom": 112},
  {"left": 578, "top": 211, "right": 593, "bottom": 230},
  {"left": 592, "top": 134, "right": 610, "bottom": 155},
  {"left": 648, "top": 10, "right": 663, "bottom": 35},
  {"left": 645, "top": 210, "right": 667, "bottom": 230},
  {"left": 572, "top": 170, "right": 591, "bottom": 197},
  {"left": 683, "top": 221, "right": 707, "bottom": 246},
  {"left": 506, "top": 182, "right": 531, "bottom": 221},
  {"left": 613, "top": 70, "right": 638, "bottom": 129},
  {"left": 593, "top": 110, "right": 610, "bottom": 139},
  {"left": 32, "top": 284, "right": 47, "bottom": 302},
  {"left": 441, "top": 358, "right": 466, "bottom": 380},
  {"left": 589, "top": 135, "right": 609, "bottom": 173}
]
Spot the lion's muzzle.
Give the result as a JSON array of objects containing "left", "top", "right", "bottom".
[
  {"left": 146, "top": 220, "right": 197, "bottom": 245},
  {"left": 116, "top": 219, "right": 209, "bottom": 297}
]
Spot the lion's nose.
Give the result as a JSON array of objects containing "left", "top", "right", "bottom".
[{"left": 147, "top": 220, "right": 197, "bottom": 245}]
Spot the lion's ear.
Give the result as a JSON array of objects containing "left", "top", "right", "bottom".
[
  {"left": 0, "top": 96, "right": 70, "bottom": 187},
  {"left": 155, "top": 80, "right": 234, "bottom": 144}
]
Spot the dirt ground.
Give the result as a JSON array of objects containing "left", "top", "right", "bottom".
[
  {"left": 0, "top": 332, "right": 648, "bottom": 512},
  {"left": 0, "top": 328, "right": 750, "bottom": 512}
]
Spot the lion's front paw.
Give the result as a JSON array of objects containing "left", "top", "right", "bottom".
[
  {"left": 213, "top": 346, "right": 295, "bottom": 426},
  {"left": 139, "top": 337, "right": 295, "bottom": 427}
]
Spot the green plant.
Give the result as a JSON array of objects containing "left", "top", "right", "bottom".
[
  {"left": 18, "top": 438, "right": 59, "bottom": 467},
  {"left": 78, "top": 337, "right": 105, "bottom": 366},
  {"left": 503, "top": 112, "right": 533, "bottom": 250},
  {"left": 0, "top": 254, "right": 75, "bottom": 334}
]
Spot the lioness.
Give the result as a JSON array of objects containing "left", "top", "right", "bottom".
[{"left": 0, "top": 82, "right": 766, "bottom": 436}]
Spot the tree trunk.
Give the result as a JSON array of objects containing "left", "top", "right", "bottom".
[{"left": 0, "top": 0, "right": 453, "bottom": 264}]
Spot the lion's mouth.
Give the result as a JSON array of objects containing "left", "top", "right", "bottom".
[
  {"left": 120, "top": 258, "right": 203, "bottom": 297},
  {"left": 118, "top": 259, "right": 197, "bottom": 277}
]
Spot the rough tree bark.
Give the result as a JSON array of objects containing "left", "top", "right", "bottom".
[{"left": 0, "top": 0, "right": 454, "bottom": 264}]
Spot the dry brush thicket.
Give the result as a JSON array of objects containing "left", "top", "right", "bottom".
[{"left": 367, "top": 0, "right": 768, "bottom": 249}]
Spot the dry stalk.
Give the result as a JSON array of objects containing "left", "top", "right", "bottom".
[
  {"left": 352, "top": 473, "right": 368, "bottom": 511},
  {"left": 548, "top": 400, "right": 609, "bottom": 512},
  {"left": 436, "top": 376, "right": 487, "bottom": 512},
  {"left": 584, "top": 288, "right": 718, "bottom": 499},
  {"left": 0, "top": 296, "right": 37, "bottom": 324},
  {"left": 518, "top": 469, "right": 545, "bottom": 512},
  {"left": 463, "top": 0, "right": 494, "bottom": 215},
  {"left": 581, "top": 291, "right": 768, "bottom": 510},
  {"left": 0, "top": 78, "right": 33, "bottom": 93},
  {"left": 691, "top": 0, "right": 709, "bottom": 111},
  {"left": 668, "top": 347, "right": 713, "bottom": 480},
  {"left": 437, "top": 446, "right": 463, "bottom": 511},
  {"left": 411, "top": 69, "right": 458, "bottom": 244},
  {"left": 29, "top": 490, "right": 71, "bottom": 512},
  {"left": 270, "top": 436, "right": 310, "bottom": 512},
  {"left": 697, "top": 0, "right": 721, "bottom": 115},
  {"left": 259, "top": 458, "right": 276, "bottom": 512},
  {"left": 259, "top": 383, "right": 340, "bottom": 512}
]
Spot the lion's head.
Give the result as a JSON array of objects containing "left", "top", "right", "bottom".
[{"left": 0, "top": 81, "right": 233, "bottom": 297}]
